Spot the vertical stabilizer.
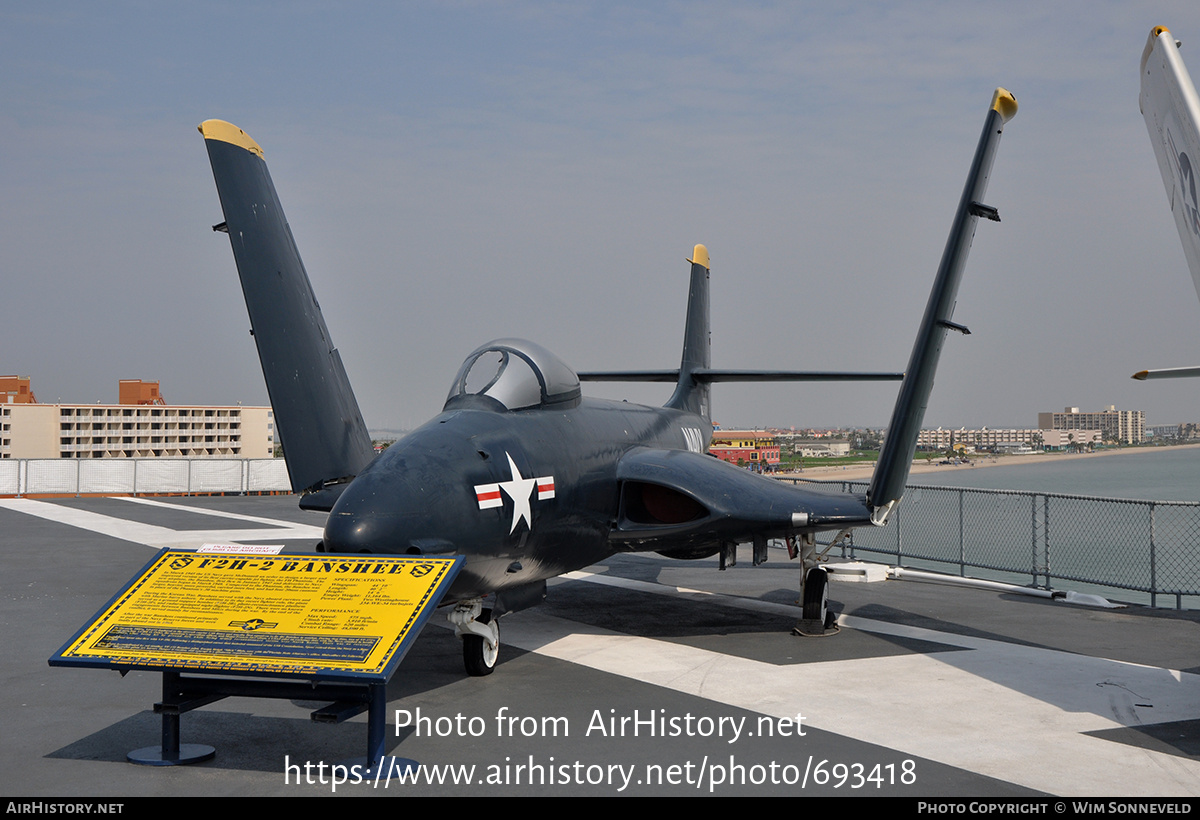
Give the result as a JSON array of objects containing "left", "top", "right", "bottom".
[
  {"left": 866, "top": 89, "right": 1016, "bottom": 524},
  {"left": 665, "top": 245, "right": 712, "bottom": 421},
  {"left": 199, "top": 120, "right": 375, "bottom": 494}
]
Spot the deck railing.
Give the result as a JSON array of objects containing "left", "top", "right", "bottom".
[
  {"left": 0, "top": 458, "right": 289, "bottom": 496},
  {"left": 781, "top": 477, "right": 1200, "bottom": 609}
]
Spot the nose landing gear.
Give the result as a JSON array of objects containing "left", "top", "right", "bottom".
[{"left": 450, "top": 599, "right": 499, "bottom": 676}]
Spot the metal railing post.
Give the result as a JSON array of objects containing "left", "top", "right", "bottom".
[
  {"left": 1031, "top": 494, "right": 1037, "bottom": 587},
  {"left": 1042, "top": 495, "right": 1050, "bottom": 589},
  {"left": 1149, "top": 502, "right": 1157, "bottom": 609},
  {"left": 959, "top": 488, "right": 965, "bottom": 576},
  {"left": 895, "top": 504, "right": 902, "bottom": 564}
]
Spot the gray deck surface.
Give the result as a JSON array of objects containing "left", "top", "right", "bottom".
[{"left": 4, "top": 494, "right": 1199, "bottom": 797}]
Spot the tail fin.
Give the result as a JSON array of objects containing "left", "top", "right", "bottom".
[
  {"left": 664, "top": 245, "right": 712, "bottom": 420},
  {"left": 866, "top": 89, "right": 1017, "bottom": 524},
  {"left": 577, "top": 244, "right": 903, "bottom": 392},
  {"left": 199, "top": 120, "right": 375, "bottom": 494}
]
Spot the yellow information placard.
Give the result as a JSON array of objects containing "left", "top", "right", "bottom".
[{"left": 51, "top": 552, "right": 461, "bottom": 680}]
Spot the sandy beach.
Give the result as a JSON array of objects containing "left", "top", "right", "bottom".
[{"left": 779, "top": 442, "right": 1200, "bottom": 482}]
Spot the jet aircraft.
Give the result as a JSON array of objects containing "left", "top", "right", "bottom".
[
  {"left": 200, "top": 87, "right": 1016, "bottom": 676},
  {"left": 1134, "top": 25, "right": 1200, "bottom": 381}
]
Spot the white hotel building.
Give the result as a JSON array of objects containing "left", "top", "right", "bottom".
[{"left": 1, "top": 378, "right": 273, "bottom": 460}]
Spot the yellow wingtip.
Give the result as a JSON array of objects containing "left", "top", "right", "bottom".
[
  {"left": 990, "top": 88, "right": 1018, "bottom": 124},
  {"left": 1143, "top": 26, "right": 1173, "bottom": 75},
  {"left": 198, "top": 119, "right": 264, "bottom": 159},
  {"left": 1132, "top": 370, "right": 1150, "bottom": 381},
  {"left": 689, "top": 244, "right": 709, "bottom": 269}
]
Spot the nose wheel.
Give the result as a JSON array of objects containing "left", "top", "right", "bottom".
[{"left": 450, "top": 600, "right": 499, "bottom": 676}]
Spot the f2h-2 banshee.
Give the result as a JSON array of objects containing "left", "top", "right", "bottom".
[{"left": 199, "top": 87, "right": 1016, "bottom": 676}]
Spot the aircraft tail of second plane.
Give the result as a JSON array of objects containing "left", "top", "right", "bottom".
[{"left": 1132, "top": 26, "right": 1200, "bottom": 381}]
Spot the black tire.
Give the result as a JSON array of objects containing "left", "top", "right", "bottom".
[
  {"left": 462, "top": 608, "right": 497, "bottom": 677},
  {"left": 802, "top": 568, "right": 828, "bottom": 622}
]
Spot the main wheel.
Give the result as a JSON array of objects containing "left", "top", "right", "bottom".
[
  {"left": 462, "top": 608, "right": 497, "bottom": 676},
  {"left": 802, "top": 568, "right": 828, "bottom": 623}
]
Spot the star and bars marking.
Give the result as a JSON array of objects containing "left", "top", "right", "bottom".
[{"left": 474, "top": 452, "right": 555, "bottom": 534}]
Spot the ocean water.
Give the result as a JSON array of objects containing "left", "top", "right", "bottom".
[{"left": 908, "top": 446, "right": 1200, "bottom": 502}]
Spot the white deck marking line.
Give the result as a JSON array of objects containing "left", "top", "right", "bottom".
[
  {"left": 559, "top": 570, "right": 802, "bottom": 618},
  {"left": 0, "top": 498, "right": 323, "bottom": 550},
  {"left": 116, "top": 495, "right": 322, "bottom": 528}
]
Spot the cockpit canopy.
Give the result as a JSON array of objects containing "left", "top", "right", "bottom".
[{"left": 445, "top": 338, "right": 582, "bottom": 411}]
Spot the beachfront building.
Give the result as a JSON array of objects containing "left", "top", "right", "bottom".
[
  {"left": 1037, "top": 429, "right": 1102, "bottom": 450},
  {"left": 709, "top": 429, "right": 781, "bottom": 468},
  {"left": 1038, "top": 405, "right": 1144, "bottom": 445},
  {"left": 0, "top": 378, "right": 273, "bottom": 459},
  {"left": 772, "top": 430, "right": 855, "bottom": 457},
  {"left": 916, "top": 427, "right": 1101, "bottom": 452},
  {"left": 1149, "top": 423, "right": 1200, "bottom": 440},
  {"left": 792, "top": 439, "right": 851, "bottom": 458},
  {"left": 916, "top": 427, "right": 1045, "bottom": 451}
]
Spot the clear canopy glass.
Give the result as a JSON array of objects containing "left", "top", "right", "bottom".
[{"left": 447, "top": 338, "right": 581, "bottom": 410}]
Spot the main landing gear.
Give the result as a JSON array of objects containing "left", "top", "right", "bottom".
[
  {"left": 792, "top": 533, "right": 839, "bottom": 637},
  {"left": 450, "top": 599, "right": 499, "bottom": 676},
  {"left": 802, "top": 566, "right": 828, "bottom": 623}
]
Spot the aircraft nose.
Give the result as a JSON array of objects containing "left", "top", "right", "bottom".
[
  {"left": 322, "top": 505, "right": 392, "bottom": 553},
  {"left": 320, "top": 462, "right": 466, "bottom": 556},
  {"left": 319, "top": 418, "right": 501, "bottom": 556},
  {"left": 322, "top": 478, "right": 426, "bottom": 554}
]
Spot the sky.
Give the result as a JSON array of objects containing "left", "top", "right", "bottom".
[{"left": 4, "top": 1, "right": 1200, "bottom": 433}]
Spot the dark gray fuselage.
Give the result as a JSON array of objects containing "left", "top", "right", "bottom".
[{"left": 323, "top": 396, "right": 707, "bottom": 598}]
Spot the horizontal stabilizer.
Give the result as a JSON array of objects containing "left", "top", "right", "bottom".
[
  {"left": 200, "top": 120, "right": 376, "bottom": 494},
  {"left": 1131, "top": 366, "right": 1200, "bottom": 380},
  {"left": 578, "top": 370, "right": 681, "bottom": 383},
  {"left": 580, "top": 369, "right": 904, "bottom": 383}
]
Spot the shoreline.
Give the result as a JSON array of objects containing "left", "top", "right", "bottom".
[{"left": 779, "top": 442, "right": 1200, "bottom": 483}]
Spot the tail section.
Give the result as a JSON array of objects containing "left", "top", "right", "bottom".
[
  {"left": 866, "top": 89, "right": 1017, "bottom": 524},
  {"left": 664, "top": 245, "right": 712, "bottom": 421},
  {"left": 199, "top": 120, "right": 375, "bottom": 495},
  {"left": 577, "top": 244, "right": 903, "bottom": 394}
]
